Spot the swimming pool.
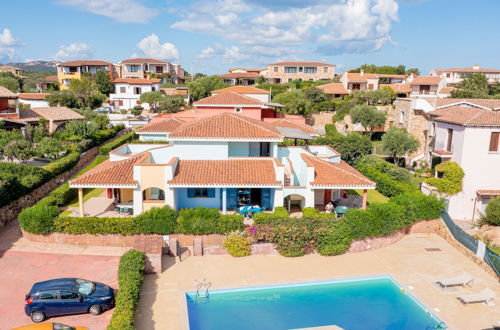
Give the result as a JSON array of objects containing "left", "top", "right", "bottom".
[{"left": 186, "top": 276, "right": 445, "bottom": 330}]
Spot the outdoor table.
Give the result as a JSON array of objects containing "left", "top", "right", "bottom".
[{"left": 117, "top": 203, "right": 133, "bottom": 214}]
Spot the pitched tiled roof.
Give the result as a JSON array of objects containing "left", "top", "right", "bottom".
[
  {"left": 58, "top": 60, "right": 111, "bottom": 66},
  {"left": 217, "top": 72, "right": 262, "bottom": 79},
  {"left": 343, "top": 73, "right": 367, "bottom": 82},
  {"left": 477, "top": 190, "right": 500, "bottom": 196},
  {"left": 114, "top": 78, "right": 160, "bottom": 84},
  {"left": 389, "top": 83, "right": 411, "bottom": 93},
  {"left": 301, "top": 154, "right": 375, "bottom": 188},
  {"left": 435, "top": 98, "right": 500, "bottom": 110},
  {"left": 438, "top": 87, "right": 455, "bottom": 94},
  {"left": 0, "top": 86, "right": 17, "bottom": 99},
  {"left": 410, "top": 76, "right": 442, "bottom": 85},
  {"left": 31, "top": 107, "right": 83, "bottom": 121},
  {"left": 70, "top": 154, "right": 147, "bottom": 187},
  {"left": 228, "top": 67, "right": 266, "bottom": 73},
  {"left": 269, "top": 62, "right": 334, "bottom": 66},
  {"left": 434, "top": 67, "right": 500, "bottom": 74},
  {"left": 168, "top": 112, "right": 283, "bottom": 140},
  {"left": 43, "top": 75, "right": 58, "bottom": 82},
  {"left": 212, "top": 86, "right": 270, "bottom": 94},
  {"left": 193, "top": 92, "right": 264, "bottom": 106},
  {"left": 137, "top": 118, "right": 184, "bottom": 133},
  {"left": 168, "top": 158, "right": 280, "bottom": 186},
  {"left": 269, "top": 118, "right": 318, "bottom": 135},
  {"left": 121, "top": 58, "right": 169, "bottom": 64},
  {"left": 18, "top": 93, "right": 50, "bottom": 100},
  {"left": 430, "top": 106, "right": 500, "bottom": 127},
  {"left": 316, "top": 83, "right": 348, "bottom": 95},
  {"left": 376, "top": 74, "right": 408, "bottom": 79}
]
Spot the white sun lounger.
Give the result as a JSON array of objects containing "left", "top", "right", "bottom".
[
  {"left": 458, "top": 288, "right": 496, "bottom": 305},
  {"left": 436, "top": 273, "right": 474, "bottom": 288}
]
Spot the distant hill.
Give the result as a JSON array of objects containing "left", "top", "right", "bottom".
[{"left": 2, "top": 60, "right": 59, "bottom": 72}]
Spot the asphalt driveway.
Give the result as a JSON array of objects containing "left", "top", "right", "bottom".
[{"left": 0, "top": 250, "right": 119, "bottom": 330}]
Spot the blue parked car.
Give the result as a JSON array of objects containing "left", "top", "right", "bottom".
[{"left": 25, "top": 278, "right": 115, "bottom": 323}]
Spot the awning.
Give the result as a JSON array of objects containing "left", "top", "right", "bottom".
[
  {"left": 477, "top": 190, "right": 500, "bottom": 196},
  {"left": 275, "top": 127, "right": 313, "bottom": 140},
  {"left": 264, "top": 102, "right": 284, "bottom": 108}
]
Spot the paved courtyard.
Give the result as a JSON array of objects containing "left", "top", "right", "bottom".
[{"left": 135, "top": 233, "right": 500, "bottom": 330}]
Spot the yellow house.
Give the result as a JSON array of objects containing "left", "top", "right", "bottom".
[{"left": 56, "top": 60, "right": 114, "bottom": 90}]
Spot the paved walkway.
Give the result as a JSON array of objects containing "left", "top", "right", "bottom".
[
  {"left": 0, "top": 220, "right": 129, "bottom": 256},
  {"left": 135, "top": 233, "right": 500, "bottom": 330}
]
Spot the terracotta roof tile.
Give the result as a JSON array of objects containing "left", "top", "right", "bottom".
[
  {"left": 389, "top": 83, "right": 411, "bottom": 93},
  {"left": 477, "top": 190, "right": 500, "bottom": 196},
  {"left": 194, "top": 92, "right": 263, "bottom": 106},
  {"left": 343, "top": 73, "right": 367, "bottom": 82},
  {"left": 31, "top": 107, "right": 84, "bottom": 121},
  {"left": 301, "top": 154, "right": 375, "bottom": 188},
  {"left": 137, "top": 118, "right": 185, "bottom": 133},
  {"left": 438, "top": 87, "right": 456, "bottom": 94},
  {"left": 316, "top": 83, "right": 348, "bottom": 95},
  {"left": 168, "top": 112, "right": 283, "bottom": 140},
  {"left": 0, "top": 86, "right": 17, "bottom": 99},
  {"left": 436, "top": 98, "right": 500, "bottom": 110},
  {"left": 43, "top": 76, "right": 58, "bottom": 82},
  {"left": 430, "top": 106, "right": 500, "bottom": 127},
  {"left": 217, "top": 72, "right": 262, "bottom": 79},
  {"left": 58, "top": 60, "right": 111, "bottom": 66},
  {"left": 168, "top": 158, "right": 280, "bottom": 186},
  {"left": 212, "top": 86, "right": 270, "bottom": 94},
  {"left": 434, "top": 67, "right": 500, "bottom": 74},
  {"left": 269, "top": 62, "right": 334, "bottom": 66},
  {"left": 432, "top": 150, "right": 453, "bottom": 156},
  {"left": 269, "top": 118, "right": 318, "bottom": 135},
  {"left": 114, "top": 78, "right": 160, "bottom": 84},
  {"left": 70, "top": 154, "right": 146, "bottom": 187},
  {"left": 121, "top": 58, "right": 169, "bottom": 64},
  {"left": 18, "top": 93, "right": 50, "bottom": 100},
  {"left": 410, "top": 76, "right": 442, "bottom": 85}
]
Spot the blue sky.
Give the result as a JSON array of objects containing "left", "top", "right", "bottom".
[{"left": 1, "top": 0, "right": 499, "bottom": 75}]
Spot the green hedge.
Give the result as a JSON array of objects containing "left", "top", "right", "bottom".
[
  {"left": 54, "top": 216, "right": 141, "bottom": 235},
  {"left": 100, "top": 131, "right": 136, "bottom": 155},
  {"left": 108, "top": 249, "right": 145, "bottom": 330},
  {"left": 302, "top": 207, "right": 336, "bottom": 220},
  {"left": 356, "top": 163, "right": 415, "bottom": 197},
  {"left": 253, "top": 206, "right": 289, "bottom": 224},
  {"left": 18, "top": 204, "right": 59, "bottom": 234},
  {"left": 134, "top": 206, "right": 177, "bottom": 234},
  {"left": 43, "top": 151, "right": 81, "bottom": 177},
  {"left": 0, "top": 163, "right": 50, "bottom": 207},
  {"left": 175, "top": 208, "right": 243, "bottom": 234}
]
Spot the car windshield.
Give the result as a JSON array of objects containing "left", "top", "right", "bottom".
[
  {"left": 53, "top": 324, "right": 75, "bottom": 330},
  {"left": 74, "top": 278, "right": 95, "bottom": 295}
]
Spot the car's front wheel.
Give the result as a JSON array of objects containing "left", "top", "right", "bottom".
[
  {"left": 89, "top": 304, "right": 102, "bottom": 315},
  {"left": 31, "top": 311, "right": 46, "bottom": 323}
]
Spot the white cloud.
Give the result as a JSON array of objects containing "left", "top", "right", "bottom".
[
  {"left": 55, "top": 0, "right": 157, "bottom": 24},
  {"left": 196, "top": 44, "right": 250, "bottom": 64},
  {"left": 136, "top": 34, "right": 180, "bottom": 61},
  {"left": 54, "top": 43, "right": 93, "bottom": 61},
  {"left": 172, "top": 0, "right": 399, "bottom": 55},
  {"left": 0, "top": 28, "right": 22, "bottom": 61}
]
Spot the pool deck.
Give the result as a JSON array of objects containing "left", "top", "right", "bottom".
[{"left": 135, "top": 233, "right": 500, "bottom": 330}]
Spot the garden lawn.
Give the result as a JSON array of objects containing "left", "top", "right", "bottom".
[
  {"left": 347, "top": 189, "right": 389, "bottom": 205},
  {"left": 489, "top": 246, "right": 500, "bottom": 255}
]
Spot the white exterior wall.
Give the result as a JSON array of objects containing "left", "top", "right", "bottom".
[
  {"left": 434, "top": 122, "right": 500, "bottom": 220},
  {"left": 166, "top": 141, "right": 229, "bottom": 160},
  {"left": 19, "top": 99, "right": 49, "bottom": 108},
  {"left": 110, "top": 82, "right": 160, "bottom": 110}
]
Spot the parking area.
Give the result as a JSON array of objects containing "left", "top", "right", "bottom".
[{"left": 0, "top": 250, "right": 119, "bottom": 330}]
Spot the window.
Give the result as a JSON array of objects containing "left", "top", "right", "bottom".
[
  {"left": 75, "top": 278, "right": 95, "bottom": 295},
  {"left": 368, "top": 84, "right": 374, "bottom": 90},
  {"left": 446, "top": 73, "right": 451, "bottom": 78},
  {"left": 134, "top": 87, "right": 141, "bottom": 94},
  {"left": 156, "top": 66, "right": 163, "bottom": 74},
  {"left": 39, "top": 292, "right": 56, "bottom": 300},
  {"left": 143, "top": 187, "right": 165, "bottom": 200},
  {"left": 152, "top": 86, "right": 156, "bottom": 92},
  {"left": 419, "top": 85, "right": 430, "bottom": 95},
  {"left": 288, "top": 78, "right": 293, "bottom": 83},
  {"left": 352, "top": 83, "right": 361, "bottom": 91},
  {"left": 69, "top": 67, "right": 77, "bottom": 73},
  {"left": 446, "top": 128, "right": 453, "bottom": 152},
  {"left": 284, "top": 67, "right": 297, "bottom": 74},
  {"left": 273, "top": 66, "right": 278, "bottom": 72},
  {"left": 130, "top": 65, "right": 139, "bottom": 72},
  {"left": 324, "top": 66, "right": 328, "bottom": 73},
  {"left": 298, "top": 67, "right": 303, "bottom": 72},
  {"left": 399, "top": 110, "right": 405, "bottom": 124},
  {"left": 59, "top": 291, "right": 80, "bottom": 300},
  {"left": 120, "top": 87, "right": 126, "bottom": 93},
  {"left": 489, "top": 132, "right": 500, "bottom": 152},
  {"left": 188, "top": 188, "right": 215, "bottom": 198},
  {"left": 304, "top": 67, "right": 317, "bottom": 74},
  {"left": 234, "top": 107, "right": 242, "bottom": 113}
]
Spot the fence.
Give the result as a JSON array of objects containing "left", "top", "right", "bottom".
[{"left": 441, "top": 211, "right": 500, "bottom": 276}]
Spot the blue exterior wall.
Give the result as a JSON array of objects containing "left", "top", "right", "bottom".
[{"left": 175, "top": 188, "right": 222, "bottom": 209}]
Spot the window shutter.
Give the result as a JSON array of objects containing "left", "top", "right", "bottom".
[{"left": 489, "top": 132, "right": 500, "bottom": 152}]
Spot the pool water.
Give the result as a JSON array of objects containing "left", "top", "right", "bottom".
[{"left": 186, "top": 276, "right": 444, "bottom": 330}]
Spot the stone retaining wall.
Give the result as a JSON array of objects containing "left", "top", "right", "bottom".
[{"left": 0, "top": 129, "right": 129, "bottom": 229}]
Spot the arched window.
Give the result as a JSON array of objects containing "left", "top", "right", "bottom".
[{"left": 142, "top": 187, "right": 165, "bottom": 201}]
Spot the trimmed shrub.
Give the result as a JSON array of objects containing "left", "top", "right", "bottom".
[
  {"left": 44, "top": 151, "right": 80, "bottom": 177},
  {"left": 302, "top": 207, "right": 336, "bottom": 220},
  {"left": 135, "top": 206, "right": 177, "bottom": 234},
  {"left": 481, "top": 197, "right": 500, "bottom": 226},
  {"left": 223, "top": 231, "right": 253, "bottom": 257},
  {"left": 253, "top": 207, "right": 289, "bottom": 225},
  {"left": 50, "top": 183, "right": 77, "bottom": 206},
  {"left": 54, "top": 217, "right": 140, "bottom": 235},
  {"left": 108, "top": 249, "right": 145, "bottom": 330},
  {"left": 18, "top": 204, "right": 59, "bottom": 234},
  {"left": 358, "top": 155, "right": 412, "bottom": 184},
  {"left": 100, "top": 131, "right": 136, "bottom": 155},
  {"left": 317, "top": 221, "right": 353, "bottom": 256},
  {"left": 0, "top": 163, "right": 50, "bottom": 207},
  {"left": 217, "top": 214, "right": 244, "bottom": 234},
  {"left": 176, "top": 208, "right": 220, "bottom": 234},
  {"left": 356, "top": 163, "right": 414, "bottom": 197},
  {"left": 425, "top": 161, "right": 464, "bottom": 195},
  {"left": 325, "top": 123, "right": 338, "bottom": 136},
  {"left": 391, "top": 192, "right": 444, "bottom": 223},
  {"left": 270, "top": 218, "right": 329, "bottom": 257}
]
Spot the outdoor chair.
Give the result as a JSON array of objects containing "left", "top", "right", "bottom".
[
  {"left": 435, "top": 273, "right": 474, "bottom": 288},
  {"left": 458, "top": 288, "right": 496, "bottom": 305}
]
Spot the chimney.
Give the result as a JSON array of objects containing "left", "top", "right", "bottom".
[
  {"left": 472, "top": 64, "right": 480, "bottom": 70},
  {"left": 360, "top": 69, "right": 364, "bottom": 76}
]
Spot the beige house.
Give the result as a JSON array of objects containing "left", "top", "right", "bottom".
[
  {"left": 430, "top": 65, "right": 500, "bottom": 85},
  {"left": 267, "top": 62, "right": 335, "bottom": 84},
  {"left": 316, "top": 83, "right": 349, "bottom": 99},
  {"left": 340, "top": 72, "right": 379, "bottom": 93},
  {"left": 409, "top": 76, "right": 447, "bottom": 98},
  {"left": 119, "top": 58, "right": 185, "bottom": 84},
  {"left": 56, "top": 60, "right": 115, "bottom": 90},
  {"left": 0, "top": 65, "right": 23, "bottom": 77}
]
